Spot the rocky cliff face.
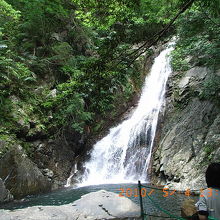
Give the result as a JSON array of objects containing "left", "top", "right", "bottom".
[{"left": 152, "top": 66, "right": 220, "bottom": 190}]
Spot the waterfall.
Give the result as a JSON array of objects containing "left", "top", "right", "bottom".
[{"left": 80, "top": 43, "right": 174, "bottom": 186}]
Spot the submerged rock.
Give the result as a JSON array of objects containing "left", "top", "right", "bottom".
[{"left": 1, "top": 190, "right": 140, "bottom": 220}]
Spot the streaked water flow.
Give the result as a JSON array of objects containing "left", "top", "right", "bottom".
[{"left": 80, "top": 44, "right": 174, "bottom": 186}]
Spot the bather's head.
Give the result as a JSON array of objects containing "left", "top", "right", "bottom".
[{"left": 205, "top": 162, "right": 220, "bottom": 189}]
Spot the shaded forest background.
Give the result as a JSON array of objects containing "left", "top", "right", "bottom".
[{"left": 0, "top": 0, "right": 220, "bottom": 156}]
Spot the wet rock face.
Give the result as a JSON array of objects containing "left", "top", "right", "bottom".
[
  {"left": 152, "top": 66, "right": 220, "bottom": 190},
  {"left": 32, "top": 139, "right": 76, "bottom": 189},
  {"left": 0, "top": 145, "right": 51, "bottom": 199},
  {"left": 0, "top": 190, "right": 140, "bottom": 220}
]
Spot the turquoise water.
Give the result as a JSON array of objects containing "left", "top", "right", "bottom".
[{"left": 0, "top": 183, "right": 198, "bottom": 217}]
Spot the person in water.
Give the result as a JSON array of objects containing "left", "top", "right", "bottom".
[{"left": 196, "top": 162, "right": 220, "bottom": 220}]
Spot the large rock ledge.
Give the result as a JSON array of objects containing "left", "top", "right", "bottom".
[{"left": 0, "top": 190, "right": 141, "bottom": 220}]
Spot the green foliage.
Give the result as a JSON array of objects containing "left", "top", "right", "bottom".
[
  {"left": 5, "top": 0, "right": 75, "bottom": 54},
  {"left": 139, "top": 0, "right": 183, "bottom": 24},
  {"left": 52, "top": 42, "right": 73, "bottom": 58},
  {"left": 0, "top": 53, "right": 36, "bottom": 92},
  {"left": 74, "top": 0, "right": 140, "bottom": 29},
  {"left": 73, "top": 0, "right": 186, "bottom": 30},
  {"left": 196, "top": 0, "right": 220, "bottom": 16},
  {"left": 58, "top": 97, "right": 90, "bottom": 132},
  {"left": 199, "top": 75, "right": 220, "bottom": 105},
  {"left": 0, "top": 46, "right": 36, "bottom": 130},
  {"left": 43, "top": 82, "right": 94, "bottom": 134},
  {"left": 170, "top": 47, "right": 189, "bottom": 72},
  {"left": 171, "top": 7, "right": 220, "bottom": 71},
  {"left": 203, "top": 143, "right": 218, "bottom": 163},
  {"left": 0, "top": 0, "right": 20, "bottom": 49},
  {"left": 0, "top": 129, "right": 16, "bottom": 158},
  {"left": 0, "top": 0, "right": 20, "bottom": 22}
]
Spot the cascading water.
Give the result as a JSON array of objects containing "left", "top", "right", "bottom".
[{"left": 80, "top": 43, "right": 174, "bottom": 186}]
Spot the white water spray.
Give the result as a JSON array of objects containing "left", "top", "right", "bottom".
[{"left": 80, "top": 43, "right": 174, "bottom": 186}]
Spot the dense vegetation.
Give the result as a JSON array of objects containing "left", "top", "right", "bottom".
[
  {"left": 171, "top": 0, "right": 220, "bottom": 105},
  {"left": 0, "top": 0, "right": 219, "bottom": 155}
]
